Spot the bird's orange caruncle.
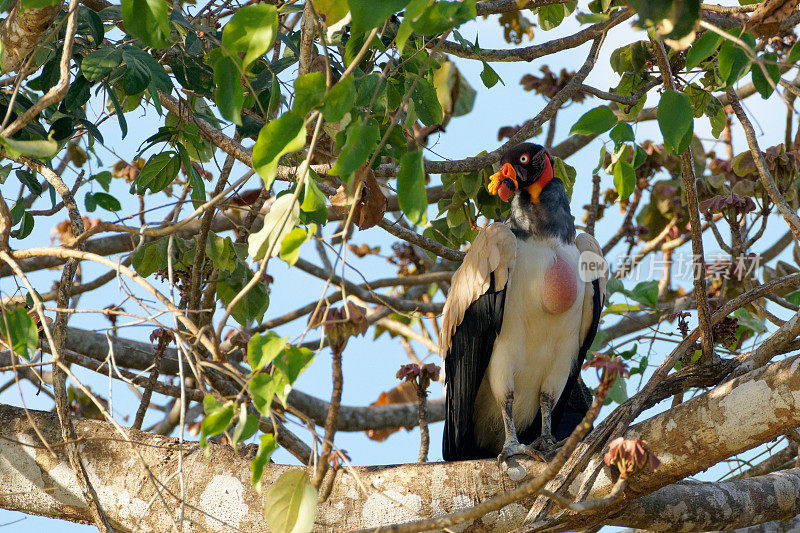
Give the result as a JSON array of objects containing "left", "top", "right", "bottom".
[
  {"left": 487, "top": 152, "right": 555, "bottom": 203},
  {"left": 487, "top": 162, "right": 518, "bottom": 202}
]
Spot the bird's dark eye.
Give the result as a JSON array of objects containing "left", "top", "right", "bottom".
[{"left": 519, "top": 153, "right": 529, "bottom": 164}]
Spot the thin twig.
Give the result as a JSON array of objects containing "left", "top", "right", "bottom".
[{"left": 651, "top": 37, "right": 714, "bottom": 362}]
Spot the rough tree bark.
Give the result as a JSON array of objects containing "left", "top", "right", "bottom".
[
  {"left": 2, "top": 352, "right": 800, "bottom": 531},
  {"left": 0, "top": 0, "right": 62, "bottom": 73}
]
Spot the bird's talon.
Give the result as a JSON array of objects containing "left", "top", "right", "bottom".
[{"left": 530, "top": 435, "right": 558, "bottom": 453}]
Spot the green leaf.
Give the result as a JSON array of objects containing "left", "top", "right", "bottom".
[
  {"left": 349, "top": 0, "right": 409, "bottom": 36},
  {"left": 314, "top": 0, "right": 349, "bottom": 25},
  {"left": 273, "top": 345, "right": 314, "bottom": 402},
  {"left": 222, "top": 4, "right": 277, "bottom": 70},
  {"left": 0, "top": 135, "right": 58, "bottom": 159},
  {"left": 411, "top": 78, "right": 444, "bottom": 126},
  {"left": 121, "top": 0, "right": 171, "bottom": 49},
  {"left": 718, "top": 31, "right": 756, "bottom": 87},
  {"left": 249, "top": 372, "right": 279, "bottom": 414},
  {"left": 618, "top": 345, "right": 638, "bottom": 360},
  {"left": 251, "top": 434, "right": 278, "bottom": 487},
  {"left": 632, "top": 144, "right": 646, "bottom": 168},
  {"left": 734, "top": 307, "right": 767, "bottom": 334},
  {"left": 685, "top": 84, "right": 711, "bottom": 118},
  {"left": 122, "top": 50, "right": 151, "bottom": 95},
  {"left": 217, "top": 263, "right": 269, "bottom": 325},
  {"left": 131, "top": 239, "right": 169, "bottom": 277},
  {"left": 205, "top": 235, "right": 237, "bottom": 273},
  {"left": 751, "top": 52, "right": 780, "bottom": 99},
  {"left": 705, "top": 96, "right": 726, "bottom": 138},
  {"left": 603, "top": 302, "right": 641, "bottom": 314},
  {"left": 300, "top": 173, "right": 328, "bottom": 225},
  {"left": 0, "top": 164, "right": 11, "bottom": 185},
  {"left": 78, "top": 6, "right": 105, "bottom": 43},
  {"left": 609, "top": 121, "right": 634, "bottom": 147},
  {"left": 657, "top": 90, "right": 693, "bottom": 154},
  {"left": 322, "top": 77, "right": 355, "bottom": 122},
  {"left": 136, "top": 152, "right": 181, "bottom": 193},
  {"left": 538, "top": 4, "right": 565, "bottom": 30},
  {"left": 629, "top": 280, "right": 658, "bottom": 307},
  {"left": 410, "top": 0, "right": 477, "bottom": 35},
  {"left": 329, "top": 119, "right": 379, "bottom": 181},
  {"left": 787, "top": 289, "right": 800, "bottom": 306},
  {"left": 85, "top": 192, "right": 121, "bottom": 212},
  {"left": 231, "top": 404, "right": 259, "bottom": 446},
  {"left": 397, "top": 151, "right": 427, "bottom": 225},
  {"left": 177, "top": 142, "right": 206, "bottom": 208},
  {"left": 252, "top": 113, "right": 306, "bottom": 190},
  {"left": 606, "top": 276, "right": 625, "bottom": 295},
  {"left": 122, "top": 47, "right": 172, "bottom": 93},
  {"left": 214, "top": 55, "right": 244, "bottom": 125},
  {"left": 16, "top": 170, "right": 42, "bottom": 196},
  {"left": 248, "top": 194, "right": 301, "bottom": 260},
  {"left": 10, "top": 212, "right": 34, "bottom": 240},
  {"left": 788, "top": 40, "right": 800, "bottom": 64},
  {"left": 609, "top": 41, "right": 648, "bottom": 75},
  {"left": 293, "top": 72, "right": 326, "bottom": 116},
  {"left": 81, "top": 48, "right": 123, "bottom": 81},
  {"left": 0, "top": 307, "right": 38, "bottom": 360},
  {"left": 248, "top": 332, "right": 287, "bottom": 372},
  {"left": 604, "top": 374, "right": 628, "bottom": 405},
  {"left": 627, "top": 0, "right": 699, "bottom": 40},
  {"left": 279, "top": 225, "right": 312, "bottom": 266},
  {"left": 264, "top": 470, "right": 317, "bottom": 533},
  {"left": 200, "top": 395, "right": 235, "bottom": 447},
  {"left": 62, "top": 75, "right": 91, "bottom": 112},
  {"left": 480, "top": 61, "right": 501, "bottom": 88},
  {"left": 396, "top": 0, "right": 428, "bottom": 51},
  {"left": 553, "top": 157, "right": 576, "bottom": 199},
  {"left": 569, "top": 105, "right": 618, "bottom": 135},
  {"left": 85, "top": 191, "right": 97, "bottom": 213},
  {"left": 105, "top": 83, "right": 129, "bottom": 138},
  {"left": 685, "top": 31, "right": 721, "bottom": 69},
  {"left": 613, "top": 159, "right": 636, "bottom": 200}
]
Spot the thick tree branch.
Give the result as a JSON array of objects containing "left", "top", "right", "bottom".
[
  {"left": 609, "top": 469, "right": 800, "bottom": 532},
  {"left": 3, "top": 352, "right": 800, "bottom": 531}
]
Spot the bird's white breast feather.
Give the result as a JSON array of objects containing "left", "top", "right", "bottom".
[{"left": 473, "top": 237, "right": 587, "bottom": 452}]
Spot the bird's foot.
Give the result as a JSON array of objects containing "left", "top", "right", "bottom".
[
  {"left": 497, "top": 441, "right": 545, "bottom": 465},
  {"left": 530, "top": 434, "right": 558, "bottom": 454}
]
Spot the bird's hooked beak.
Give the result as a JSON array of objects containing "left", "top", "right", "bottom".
[
  {"left": 487, "top": 150, "right": 554, "bottom": 203},
  {"left": 487, "top": 163, "right": 518, "bottom": 202}
]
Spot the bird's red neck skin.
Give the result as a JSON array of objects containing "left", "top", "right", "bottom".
[
  {"left": 487, "top": 152, "right": 554, "bottom": 203},
  {"left": 524, "top": 154, "right": 554, "bottom": 203}
]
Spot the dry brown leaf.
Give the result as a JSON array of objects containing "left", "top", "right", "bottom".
[
  {"left": 365, "top": 380, "right": 418, "bottom": 442},
  {"left": 329, "top": 166, "right": 387, "bottom": 230},
  {"left": 747, "top": 0, "right": 800, "bottom": 37}
]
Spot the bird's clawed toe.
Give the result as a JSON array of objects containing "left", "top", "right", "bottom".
[
  {"left": 498, "top": 442, "right": 546, "bottom": 464},
  {"left": 530, "top": 434, "right": 558, "bottom": 454},
  {"left": 498, "top": 442, "right": 529, "bottom": 464}
]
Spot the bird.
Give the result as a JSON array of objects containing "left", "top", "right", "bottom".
[{"left": 440, "top": 142, "right": 608, "bottom": 462}]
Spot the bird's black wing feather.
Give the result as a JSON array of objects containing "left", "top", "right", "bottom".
[
  {"left": 519, "top": 278, "right": 602, "bottom": 444},
  {"left": 443, "top": 274, "right": 506, "bottom": 461}
]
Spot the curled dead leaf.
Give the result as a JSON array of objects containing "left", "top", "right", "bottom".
[
  {"left": 365, "top": 380, "right": 418, "bottom": 442},
  {"left": 330, "top": 167, "right": 386, "bottom": 230}
]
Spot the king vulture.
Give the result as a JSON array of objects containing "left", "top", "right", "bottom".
[{"left": 441, "top": 143, "right": 608, "bottom": 461}]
